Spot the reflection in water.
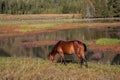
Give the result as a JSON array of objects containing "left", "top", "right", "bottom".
[
  {"left": 0, "top": 27, "right": 120, "bottom": 64},
  {"left": 111, "top": 54, "right": 120, "bottom": 65}
]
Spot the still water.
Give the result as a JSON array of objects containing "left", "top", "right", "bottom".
[{"left": 0, "top": 26, "right": 120, "bottom": 64}]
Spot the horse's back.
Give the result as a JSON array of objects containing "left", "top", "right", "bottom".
[
  {"left": 55, "top": 40, "right": 85, "bottom": 53},
  {"left": 56, "top": 41, "right": 75, "bottom": 54}
]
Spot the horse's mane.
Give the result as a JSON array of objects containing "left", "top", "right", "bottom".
[
  {"left": 55, "top": 40, "right": 63, "bottom": 47},
  {"left": 49, "top": 40, "right": 63, "bottom": 56}
]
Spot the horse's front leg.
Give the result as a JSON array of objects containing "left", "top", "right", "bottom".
[
  {"left": 61, "top": 56, "right": 66, "bottom": 65},
  {"left": 59, "top": 52, "right": 66, "bottom": 65},
  {"left": 60, "top": 57, "right": 63, "bottom": 63}
]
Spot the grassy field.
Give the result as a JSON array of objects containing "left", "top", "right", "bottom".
[
  {"left": 0, "top": 57, "right": 120, "bottom": 80},
  {"left": 0, "top": 14, "right": 120, "bottom": 80}
]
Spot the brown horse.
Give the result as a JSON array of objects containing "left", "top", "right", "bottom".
[{"left": 49, "top": 40, "right": 88, "bottom": 67}]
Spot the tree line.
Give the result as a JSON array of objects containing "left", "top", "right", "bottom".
[{"left": 0, "top": 0, "right": 120, "bottom": 18}]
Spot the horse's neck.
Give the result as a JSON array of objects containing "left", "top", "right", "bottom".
[
  {"left": 51, "top": 41, "right": 61, "bottom": 55},
  {"left": 51, "top": 46, "right": 57, "bottom": 55}
]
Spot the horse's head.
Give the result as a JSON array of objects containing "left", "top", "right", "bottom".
[
  {"left": 49, "top": 51, "right": 55, "bottom": 62},
  {"left": 49, "top": 41, "right": 61, "bottom": 62}
]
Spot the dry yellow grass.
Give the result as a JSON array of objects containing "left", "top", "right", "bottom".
[{"left": 0, "top": 57, "right": 120, "bottom": 80}]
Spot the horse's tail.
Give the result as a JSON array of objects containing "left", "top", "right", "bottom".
[
  {"left": 82, "top": 43, "right": 87, "bottom": 52},
  {"left": 75, "top": 40, "right": 87, "bottom": 52}
]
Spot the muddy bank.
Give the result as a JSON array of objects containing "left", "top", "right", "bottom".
[
  {"left": 0, "top": 22, "right": 120, "bottom": 37},
  {"left": 88, "top": 44, "right": 120, "bottom": 53}
]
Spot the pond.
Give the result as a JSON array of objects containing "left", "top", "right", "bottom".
[{"left": 0, "top": 26, "right": 120, "bottom": 64}]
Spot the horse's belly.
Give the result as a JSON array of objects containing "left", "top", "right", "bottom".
[{"left": 63, "top": 46, "right": 75, "bottom": 54}]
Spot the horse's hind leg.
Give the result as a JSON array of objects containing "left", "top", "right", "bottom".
[
  {"left": 76, "top": 54, "right": 84, "bottom": 67},
  {"left": 79, "top": 51, "right": 88, "bottom": 67},
  {"left": 80, "top": 57, "right": 84, "bottom": 68},
  {"left": 82, "top": 55, "right": 88, "bottom": 68}
]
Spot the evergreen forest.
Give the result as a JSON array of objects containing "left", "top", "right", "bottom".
[{"left": 0, "top": 0, "right": 120, "bottom": 18}]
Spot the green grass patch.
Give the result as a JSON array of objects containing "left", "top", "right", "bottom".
[
  {"left": 29, "top": 23, "right": 58, "bottom": 29},
  {"left": 0, "top": 20, "right": 27, "bottom": 27},
  {"left": 96, "top": 38, "right": 120, "bottom": 45},
  {"left": 19, "top": 23, "right": 58, "bottom": 33}
]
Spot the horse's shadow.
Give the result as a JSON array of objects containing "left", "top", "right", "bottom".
[
  {"left": 0, "top": 48, "right": 10, "bottom": 57},
  {"left": 56, "top": 54, "right": 79, "bottom": 64}
]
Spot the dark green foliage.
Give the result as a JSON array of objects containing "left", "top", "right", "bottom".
[
  {"left": 108, "top": 0, "right": 120, "bottom": 17},
  {"left": 94, "top": 0, "right": 109, "bottom": 18},
  {"left": 0, "top": 0, "right": 119, "bottom": 18}
]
